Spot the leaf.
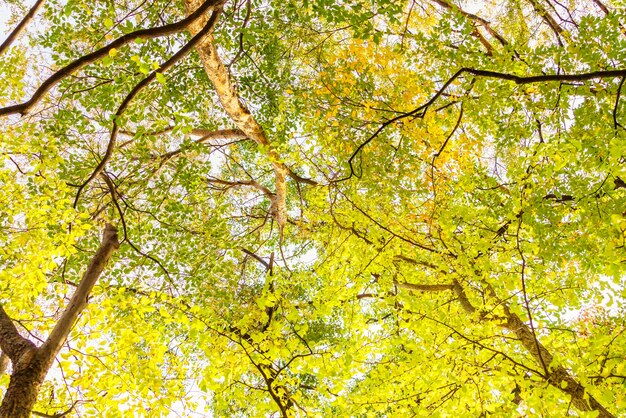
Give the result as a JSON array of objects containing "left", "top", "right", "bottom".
[{"left": 155, "top": 72, "right": 166, "bottom": 85}]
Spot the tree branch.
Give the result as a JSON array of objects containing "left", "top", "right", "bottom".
[
  {"left": 526, "top": 0, "right": 564, "bottom": 45},
  {"left": 159, "top": 128, "right": 248, "bottom": 161},
  {"left": 0, "top": 0, "right": 220, "bottom": 117},
  {"left": 241, "top": 247, "right": 271, "bottom": 270},
  {"left": 184, "top": 0, "right": 316, "bottom": 235},
  {"left": 394, "top": 272, "right": 614, "bottom": 417},
  {"left": 0, "top": 0, "right": 46, "bottom": 56},
  {"left": 429, "top": 0, "right": 509, "bottom": 47},
  {"left": 340, "top": 67, "right": 626, "bottom": 181},
  {"left": 39, "top": 224, "right": 119, "bottom": 365},
  {"left": 32, "top": 401, "right": 79, "bottom": 418},
  {"left": 592, "top": 0, "right": 610, "bottom": 15},
  {"left": 206, "top": 177, "right": 275, "bottom": 198},
  {"left": 0, "top": 307, "right": 36, "bottom": 365},
  {"left": 73, "top": 6, "right": 223, "bottom": 207},
  {"left": 393, "top": 281, "right": 454, "bottom": 292}
]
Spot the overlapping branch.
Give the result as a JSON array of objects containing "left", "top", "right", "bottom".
[
  {"left": 184, "top": 0, "right": 316, "bottom": 237},
  {"left": 394, "top": 268, "right": 615, "bottom": 417},
  {"left": 429, "top": 0, "right": 509, "bottom": 54},
  {"left": 73, "top": 6, "right": 223, "bottom": 207},
  {"left": 526, "top": 0, "right": 565, "bottom": 45},
  {"left": 0, "top": 0, "right": 219, "bottom": 117},
  {"left": 341, "top": 67, "right": 626, "bottom": 180}
]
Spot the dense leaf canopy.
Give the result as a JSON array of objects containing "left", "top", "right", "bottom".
[{"left": 1, "top": 0, "right": 626, "bottom": 416}]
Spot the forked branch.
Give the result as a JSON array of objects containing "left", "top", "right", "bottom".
[{"left": 0, "top": 0, "right": 220, "bottom": 117}]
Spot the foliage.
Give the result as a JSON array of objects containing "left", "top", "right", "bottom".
[{"left": 1, "top": 0, "right": 626, "bottom": 416}]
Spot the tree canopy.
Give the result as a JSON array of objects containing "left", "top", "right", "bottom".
[{"left": 1, "top": 0, "right": 626, "bottom": 416}]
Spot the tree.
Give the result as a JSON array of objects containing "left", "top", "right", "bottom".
[{"left": 0, "top": 0, "right": 625, "bottom": 416}]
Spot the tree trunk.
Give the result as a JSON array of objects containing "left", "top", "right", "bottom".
[
  {"left": 0, "top": 225, "right": 119, "bottom": 418},
  {"left": 0, "top": 354, "right": 45, "bottom": 418}
]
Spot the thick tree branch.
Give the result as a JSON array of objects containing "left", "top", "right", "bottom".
[
  {"left": 184, "top": 0, "right": 318, "bottom": 235},
  {"left": 159, "top": 128, "right": 248, "bottom": 161},
  {"left": 73, "top": 7, "right": 222, "bottom": 207},
  {"left": 393, "top": 274, "right": 615, "bottom": 417},
  {"left": 39, "top": 224, "right": 119, "bottom": 363},
  {"left": 0, "top": 225, "right": 119, "bottom": 418},
  {"left": 0, "top": 0, "right": 46, "bottom": 56},
  {"left": 188, "top": 36, "right": 288, "bottom": 232},
  {"left": 592, "top": 0, "right": 610, "bottom": 15},
  {"left": 527, "top": 0, "right": 564, "bottom": 45},
  {"left": 0, "top": 0, "right": 219, "bottom": 117},
  {"left": 0, "top": 307, "right": 36, "bottom": 365},
  {"left": 498, "top": 297, "right": 614, "bottom": 417},
  {"left": 119, "top": 127, "right": 247, "bottom": 149}
]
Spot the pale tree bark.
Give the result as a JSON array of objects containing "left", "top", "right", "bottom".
[
  {"left": 526, "top": 0, "right": 565, "bottom": 45},
  {"left": 0, "top": 224, "right": 119, "bottom": 418},
  {"left": 183, "top": 0, "right": 301, "bottom": 236},
  {"left": 428, "top": 0, "right": 509, "bottom": 55}
]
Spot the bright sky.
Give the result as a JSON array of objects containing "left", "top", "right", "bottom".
[{"left": 0, "top": 1, "right": 14, "bottom": 33}]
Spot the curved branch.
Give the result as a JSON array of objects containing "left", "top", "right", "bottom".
[
  {"left": 0, "top": 0, "right": 219, "bottom": 117},
  {"left": 32, "top": 401, "right": 80, "bottom": 418},
  {"left": 340, "top": 67, "right": 626, "bottom": 181},
  {"left": 73, "top": 7, "right": 222, "bottom": 207}
]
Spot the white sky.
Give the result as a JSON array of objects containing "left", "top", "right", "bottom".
[{"left": 0, "top": 2, "right": 14, "bottom": 34}]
